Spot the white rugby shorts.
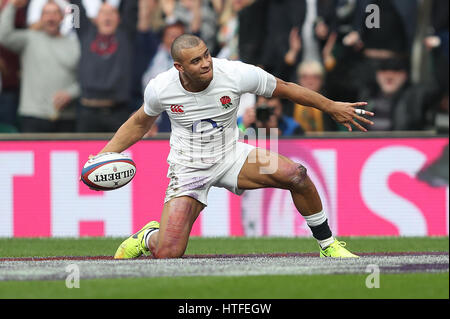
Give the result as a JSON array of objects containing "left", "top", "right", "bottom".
[{"left": 164, "top": 142, "right": 255, "bottom": 206}]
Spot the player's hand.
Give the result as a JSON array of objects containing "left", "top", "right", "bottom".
[{"left": 328, "top": 101, "right": 374, "bottom": 132}]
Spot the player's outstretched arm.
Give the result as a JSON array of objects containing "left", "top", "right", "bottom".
[
  {"left": 98, "top": 105, "right": 158, "bottom": 154},
  {"left": 272, "top": 77, "right": 374, "bottom": 131}
]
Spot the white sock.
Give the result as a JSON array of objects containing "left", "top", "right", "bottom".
[
  {"left": 143, "top": 228, "right": 159, "bottom": 250},
  {"left": 317, "top": 237, "right": 335, "bottom": 249},
  {"left": 303, "top": 210, "right": 334, "bottom": 249},
  {"left": 303, "top": 210, "right": 327, "bottom": 227}
]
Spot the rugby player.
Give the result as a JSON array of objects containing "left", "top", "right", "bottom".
[{"left": 95, "top": 34, "right": 374, "bottom": 259}]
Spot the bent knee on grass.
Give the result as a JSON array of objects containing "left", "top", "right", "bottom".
[
  {"left": 148, "top": 227, "right": 187, "bottom": 259},
  {"left": 151, "top": 196, "right": 203, "bottom": 259},
  {"left": 153, "top": 245, "right": 186, "bottom": 259},
  {"left": 150, "top": 221, "right": 189, "bottom": 259}
]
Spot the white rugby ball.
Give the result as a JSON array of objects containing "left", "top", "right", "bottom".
[{"left": 81, "top": 152, "right": 136, "bottom": 191}]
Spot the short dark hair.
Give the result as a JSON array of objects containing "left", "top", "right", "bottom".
[{"left": 171, "top": 34, "right": 203, "bottom": 62}]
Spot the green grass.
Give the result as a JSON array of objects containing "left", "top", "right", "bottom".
[
  {"left": 0, "top": 237, "right": 448, "bottom": 299},
  {"left": 0, "top": 236, "right": 448, "bottom": 257},
  {"left": 0, "top": 273, "right": 447, "bottom": 299}
]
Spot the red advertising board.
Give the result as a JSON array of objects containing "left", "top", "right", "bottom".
[{"left": 0, "top": 137, "right": 447, "bottom": 237}]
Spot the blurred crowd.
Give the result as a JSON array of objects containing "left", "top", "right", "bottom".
[{"left": 0, "top": 0, "right": 448, "bottom": 135}]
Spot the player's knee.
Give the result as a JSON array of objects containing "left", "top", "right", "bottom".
[
  {"left": 153, "top": 245, "right": 185, "bottom": 259},
  {"left": 285, "top": 163, "right": 308, "bottom": 190}
]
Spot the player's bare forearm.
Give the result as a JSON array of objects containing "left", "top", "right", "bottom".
[
  {"left": 98, "top": 106, "right": 157, "bottom": 154},
  {"left": 272, "top": 78, "right": 335, "bottom": 112},
  {"left": 272, "top": 78, "right": 374, "bottom": 131}
]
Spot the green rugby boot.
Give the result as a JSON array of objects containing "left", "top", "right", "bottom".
[
  {"left": 319, "top": 239, "right": 359, "bottom": 258},
  {"left": 114, "top": 221, "right": 160, "bottom": 259}
]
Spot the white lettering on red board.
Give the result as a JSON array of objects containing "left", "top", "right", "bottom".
[
  {"left": 0, "top": 152, "right": 34, "bottom": 237},
  {"left": 360, "top": 146, "right": 427, "bottom": 236},
  {"left": 50, "top": 151, "right": 132, "bottom": 237}
]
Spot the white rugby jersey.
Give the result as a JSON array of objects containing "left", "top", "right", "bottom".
[{"left": 143, "top": 58, "right": 277, "bottom": 169}]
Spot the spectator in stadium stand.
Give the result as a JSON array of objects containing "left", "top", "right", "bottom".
[
  {"left": 0, "top": 0, "right": 80, "bottom": 133},
  {"left": 141, "top": 22, "right": 185, "bottom": 93},
  {"left": 297, "top": 0, "right": 337, "bottom": 64},
  {"left": 215, "top": 0, "right": 248, "bottom": 60},
  {"left": 259, "top": 0, "right": 306, "bottom": 82},
  {"left": 0, "top": 0, "right": 27, "bottom": 132},
  {"left": 237, "top": 0, "right": 266, "bottom": 66},
  {"left": 281, "top": 0, "right": 340, "bottom": 84},
  {"left": 26, "top": 0, "right": 74, "bottom": 35},
  {"left": 137, "top": 0, "right": 185, "bottom": 134},
  {"left": 358, "top": 58, "right": 438, "bottom": 131},
  {"left": 160, "top": 0, "right": 217, "bottom": 54},
  {"left": 293, "top": 60, "right": 336, "bottom": 132},
  {"left": 320, "top": 0, "right": 361, "bottom": 103},
  {"left": 79, "top": 0, "right": 121, "bottom": 20},
  {"left": 237, "top": 96, "right": 304, "bottom": 137},
  {"left": 130, "top": 0, "right": 161, "bottom": 112},
  {"left": 214, "top": 0, "right": 258, "bottom": 122},
  {"left": 314, "top": 0, "right": 337, "bottom": 60},
  {"left": 342, "top": 0, "right": 418, "bottom": 92},
  {"left": 72, "top": 0, "right": 137, "bottom": 133}
]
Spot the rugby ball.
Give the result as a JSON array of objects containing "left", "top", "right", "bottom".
[{"left": 80, "top": 152, "right": 136, "bottom": 191}]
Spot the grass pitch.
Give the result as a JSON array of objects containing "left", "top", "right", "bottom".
[
  {"left": 0, "top": 236, "right": 448, "bottom": 257},
  {"left": 0, "top": 236, "right": 448, "bottom": 299}
]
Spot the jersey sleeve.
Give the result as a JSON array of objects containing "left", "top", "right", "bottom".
[
  {"left": 143, "top": 81, "right": 163, "bottom": 116},
  {"left": 235, "top": 61, "right": 277, "bottom": 98}
]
